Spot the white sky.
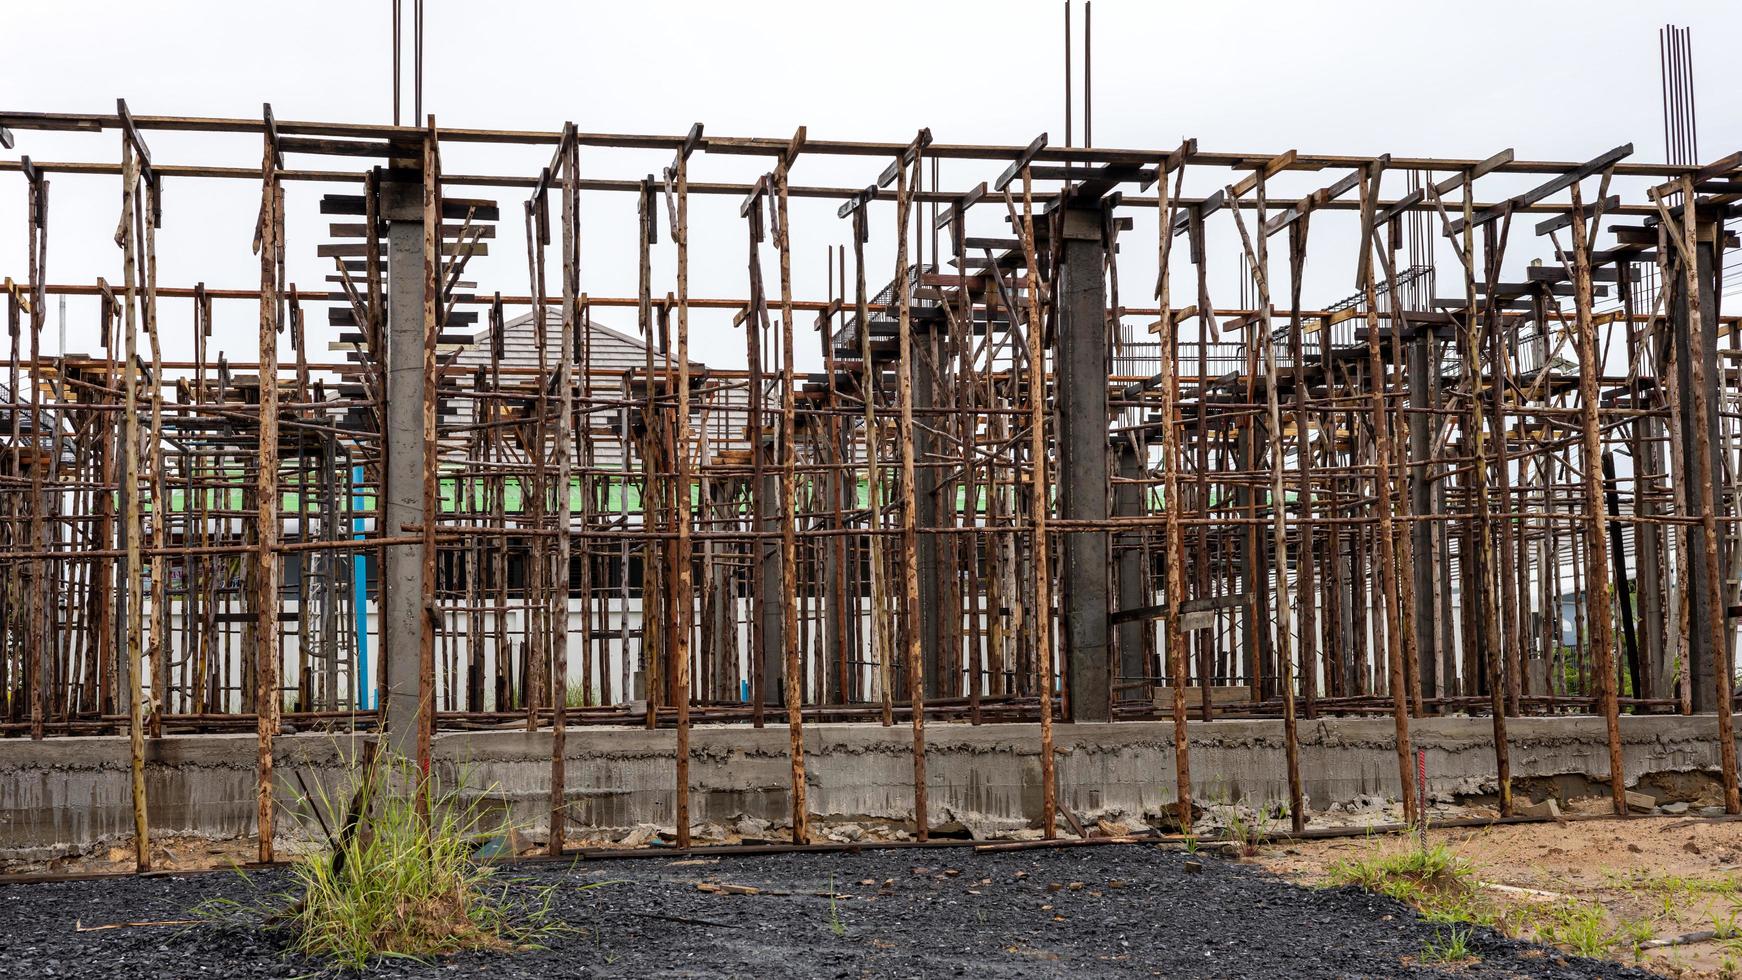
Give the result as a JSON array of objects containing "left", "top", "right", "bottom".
[{"left": 2, "top": 0, "right": 1736, "bottom": 372}]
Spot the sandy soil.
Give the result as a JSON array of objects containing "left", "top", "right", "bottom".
[{"left": 1258, "top": 812, "right": 1742, "bottom": 978}]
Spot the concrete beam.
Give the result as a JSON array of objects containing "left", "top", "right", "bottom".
[{"left": 9, "top": 715, "right": 1742, "bottom": 858}]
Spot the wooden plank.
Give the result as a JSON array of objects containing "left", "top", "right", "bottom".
[
  {"left": 1229, "top": 150, "right": 1296, "bottom": 199},
  {"left": 317, "top": 241, "right": 487, "bottom": 258},
  {"left": 1170, "top": 189, "right": 1223, "bottom": 236},
  {"left": 878, "top": 127, "right": 931, "bottom": 188},
  {"left": 993, "top": 133, "right": 1048, "bottom": 193},
  {"left": 1377, "top": 150, "right": 1516, "bottom": 227},
  {"left": 1534, "top": 195, "right": 1618, "bottom": 236},
  {"left": 1650, "top": 149, "right": 1742, "bottom": 198},
  {"left": 320, "top": 194, "right": 500, "bottom": 221},
  {"left": 1446, "top": 144, "right": 1632, "bottom": 236},
  {"left": 328, "top": 306, "right": 476, "bottom": 327},
  {"left": 1152, "top": 684, "right": 1253, "bottom": 708},
  {"left": 1109, "top": 591, "right": 1250, "bottom": 625},
  {"left": 1027, "top": 164, "right": 1156, "bottom": 184},
  {"left": 277, "top": 136, "right": 395, "bottom": 158},
  {"left": 1266, "top": 166, "right": 1363, "bottom": 235},
  {"left": 328, "top": 222, "right": 496, "bottom": 240},
  {"left": 1140, "top": 138, "right": 1196, "bottom": 192}
]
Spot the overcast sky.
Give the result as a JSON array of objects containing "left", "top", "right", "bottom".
[{"left": 2, "top": 0, "right": 1736, "bottom": 372}]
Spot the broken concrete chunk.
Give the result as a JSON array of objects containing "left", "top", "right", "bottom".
[
  {"left": 1517, "top": 798, "right": 1561, "bottom": 820},
  {"left": 733, "top": 816, "right": 770, "bottom": 838}
]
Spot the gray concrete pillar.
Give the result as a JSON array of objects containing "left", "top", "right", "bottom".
[
  {"left": 1672, "top": 217, "right": 1725, "bottom": 712},
  {"left": 1055, "top": 205, "right": 1111, "bottom": 721},
  {"left": 380, "top": 179, "right": 426, "bottom": 757},
  {"left": 757, "top": 463, "right": 782, "bottom": 705},
  {"left": 912, "top": 327, "right": 945, "bottom": 697},
  {"left": 1407, "top": 332, "right": 1438, "bottom": 700},
  {"left": 821, "top": 423, "right": 852, "bottom": 703},
  {"left": 1113, "top": 440, "right": 1148, "bottom": 692},
  {"left": 1634, "top": 416, "right": 1666, "bottom": 701}
]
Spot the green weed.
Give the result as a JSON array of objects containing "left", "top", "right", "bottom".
[
  {"left": 1420, "top": 925, "right": 1475, "bottom": 964},
  {"left": 1525, "top": 899, "right": 1614, "bottom": 959},
  {"left": 197, "top": 755, "right": 581, "bottom": 970},
  {"left": 827, "top": 874, "right": 846, "bottom": 937}
]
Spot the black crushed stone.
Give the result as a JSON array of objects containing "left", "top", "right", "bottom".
[{"left": 0, "top": 846, "right": 1655, "bottom": 978}]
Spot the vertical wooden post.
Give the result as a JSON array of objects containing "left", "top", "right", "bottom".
[
  {"left": 143, "top": 179, "right": 168, "bottom": 740},
  {"left": 254, "top": 129, "right": 282, "bottom": 863},
  {"left": 1286, "top": 216, "right": 1318, "bottom": 724},
  {"left": 1012, "top": 168, "right": 1056, "bottom": 839},
  {"left": 773, "top": 161, "right": 808, "bottom": 844},
  {"left": 1357, "top": 165, "right": 1417, "bottom": 825},
  {"left": 851, "top": 210, "right": 892, "bottom": 728},
  {"left": 417, "top": 119, "right": 441, "bottom": 816},
  {"left": 549, "top": 128, "right": 578, "bottom": 856},
  {"left": 118, "top": 139, "right": 150, "bottom": 873},
  {"left": 1227, "top": 174, "right": 1304, "bottom": 833},
  {"left": 671, "top": 135, "right": 695, "bottom": 849},
  {"left": 1155, "top": 162, "right": 1192, "bottom": 834},
  {"left": 1567, "top": 180, "right": 1628, "bottom": 814},
  {"left": 893, "top": 149, "right": 928, "bottom": 841}
]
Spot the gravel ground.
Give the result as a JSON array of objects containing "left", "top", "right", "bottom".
[{"left": 0, "top": 845, "right": 1657, "bottom": 978}]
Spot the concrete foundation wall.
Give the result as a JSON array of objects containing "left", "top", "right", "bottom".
[{"left": 2, "top": 714, "right": 1735, "bottom": 859}]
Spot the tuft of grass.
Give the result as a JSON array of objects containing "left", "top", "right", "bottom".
[
  {"left": 826, "top": 873, "right": 846, "bottom": 937},
  {"left": 1616, "top": 916, "right": 1655, "bottom": 960},
  {"left": 1522, "top": 899, "right": 1615, "bottom": 959},
  {"left": 1328, "top": 843, "right": 1505, "bottom": 932},
  {"left": 1329, "top": 843, "right": 1467, "bottom": 903},
  {"left": 1329, "top": 843, "right": 1643, "bottom": 962},
  {"left": 1420, "top": 925, "right": 1475, "bottom": 964},
  {"left": 200, "top": 756, "right": 569, "bottom": 971},
  {"left": 1215, "top": 799, "right": 1285, "bottom": 858}
]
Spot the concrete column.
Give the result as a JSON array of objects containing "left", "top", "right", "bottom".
[
  {"left": 708, "top": 481, "right": 737, "bottom": 702},
  {"left": 380, "top": 179, "right": 425, "bottom": 756},
  {"left": 821, "top": 422, "right": 853, "bottom": 703},
  {"left": 1634, "top": 417, "right": 1665, "bottom": 701},
  {"left": 1407, "top": 331, "right": 1438, "bottom": 700},
  {"left": 1055, "top": 205, "right": 1111, "bottom": 721},
  {"left": 1672, "top": 218, "right": 1724, "bottom": 712},
  {"left": 757, "top": 463, "right": 782, "bottom": 705},
  {"left": 1113, "top": 440, "right": 1148, "bottom": 691},
  {"left": 912, "top": 327, "right": 944, "bottom": 696},
  {"left": 1233, "top": 423, "right": 1270, "bottom": 694}
]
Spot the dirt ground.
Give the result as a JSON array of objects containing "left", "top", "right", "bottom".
[
  {"left": 13, "top": 805, "right": 1742, "bottom": 976},
  {"left": 0, "top": 844, "right": 1650, "bottom": 978},
  {"left": 1258, "top": 811, "right": 1742, "bottom": 978}
]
